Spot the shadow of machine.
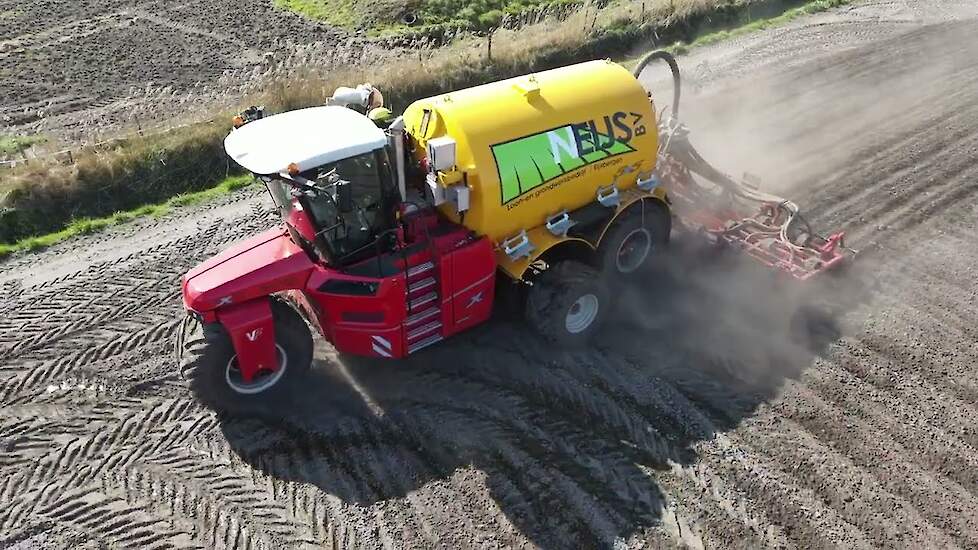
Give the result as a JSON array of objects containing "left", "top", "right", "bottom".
[{"left": 218, "top": 242, "right": 871, "bottom": 547}]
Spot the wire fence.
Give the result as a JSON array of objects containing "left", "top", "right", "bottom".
[{"left": 0, "top": 117, "right": 222, "bottom": 170}]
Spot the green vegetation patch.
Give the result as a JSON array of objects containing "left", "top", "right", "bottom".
[
  {"left": 682, "top": 0, "right": 851, "bottom": 50},
  {"left": 622, "top": 0, "right": 852, "bottom": 63},
  {"left": 0, "top": 135, "right": 47, "bottom": 157},
  {"left": 0, "top": 120, "right": 230, "bottom": 244},
  {"left": 275, "top": 0, "right": 574, "bottom": 33},
  {"left": 275, "top": 0, "right": 362, "bottom": 29},
  {"left": 419, "top": 0, "right": 576, "bottom": 30}
]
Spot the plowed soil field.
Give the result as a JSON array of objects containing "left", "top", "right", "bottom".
[
  {"left": 2, "top": 1, "right": 978, "bottom": 548},
  {"left": 0, "top": 0, "right": 337, "bottom": 137}
]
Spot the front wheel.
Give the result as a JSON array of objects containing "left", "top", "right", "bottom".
[
  {"left": 525, "top": 261, "right": 610, "bottom": 346},
  {"left": 179, "top": 300, "right": 313, "bottom": 411}
]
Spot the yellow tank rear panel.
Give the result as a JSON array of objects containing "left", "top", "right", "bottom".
[{"left": 403, "top": 59, "right": 658, "bottom": 244}]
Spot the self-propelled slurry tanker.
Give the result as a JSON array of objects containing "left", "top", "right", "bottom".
[{"left": 177, "top": 52, "right": 853, "bottom": 408}]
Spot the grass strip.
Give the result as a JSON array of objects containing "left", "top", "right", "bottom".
[
  {"left": 0, "top": 135, "right": 47, "bottom": 157},
  {"left": 660, "top": 0, "right": 851, "bottom": 56},
  {"left": 0, "top": 175, "right": 254, "bottom": 259}
]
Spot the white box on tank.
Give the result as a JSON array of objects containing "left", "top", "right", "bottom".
[{"left": 426, "top": 137, "right": 456, "bottom": 171}]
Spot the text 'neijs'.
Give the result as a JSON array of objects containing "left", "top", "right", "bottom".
[{"left": 492, "top": 111, "right": 646, "bottom": 204}]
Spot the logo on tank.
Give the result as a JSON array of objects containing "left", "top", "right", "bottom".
[{"left": 491, "top": 111, "right": 646, "bottom": 204}]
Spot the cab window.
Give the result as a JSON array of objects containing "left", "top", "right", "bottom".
[{"left": 300, "top": 150, "right": 397, "bottom": 264}]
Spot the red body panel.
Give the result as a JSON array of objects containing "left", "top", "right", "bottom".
[
  {"left": 180, "top": 209, "right": 498, "bottom": 363},
  {"left": 305, "top": 268, "right": 409, "bottom": 358},
  {"left": 216, "top": 299, "right": 277, "bottom": 382},
  {"left": 182, "top": 228, "right": 315, "bottom": 376},
  {"left": 186, "top": 228, "right": 284, "bottom": 280},
  {"left": 182, "top": 228, "right": 315, "bottom": 313},
  {"left": 443, "top": 237, "right": 495, "bottom": 336},
  {"left": 305, "top": 226, "right": 497, "bottom": 358}
]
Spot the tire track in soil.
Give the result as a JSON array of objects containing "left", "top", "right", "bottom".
[
  {"left": 247, "top": 346, "right": 674, "bottom": 548},
  {"left": 602, "top": 336, "right": 879, "bottom": 549},
  {"left": 248, "top": 385, "right": 631, "bottom": 548},
  {"left": 0, "top": 400, "right": 323, "bottom": 549},
  {"left": 5, "top": 4, "right": 978, "bottom": 549},
  {"left": 806, "top": 357, "right": 978, "bottom": 509},
  {"left": 756, "top": 387, "right": 972, "bottom": 547},
  {"left": 220, "top": 414, "right": 460, "bottom": 549}
]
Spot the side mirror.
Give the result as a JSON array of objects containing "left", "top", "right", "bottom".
[{"left": 336, "top": 181, "right": 354, "bottom": 212}]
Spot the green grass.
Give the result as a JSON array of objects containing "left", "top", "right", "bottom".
[
  {"left": 276, "top": 0, "right": 574, "bottom": 34},
  {"left": 1, "top": 119, "right": 230, "bottom": 244},
  {"left": 167, "top": 173, "right": 255, "bottom": 207},
  {"left": 624, "top": 0, "right": 852, "bottom": 63},
  {"left": 417, "top": 0, "right": 576, "bottom": 30},
  {"left": 0, "top": 174, "right": 255, "bottom": 259},
  {"left": 275, "top": 0, "right": 360, "bottom": 28},
  {"left": 684, "top": 0, "right": 850, "bottom": 49},
  {"left": 0, "top": 135, "right": 46, "bottom": 157}
]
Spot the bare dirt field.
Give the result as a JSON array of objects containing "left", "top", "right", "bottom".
[
  {"left": 0, "top": 0, "right": 340, "bottom": 140},
  {"left": 2, "top": 1, "right": 978, "bottom": 548}
]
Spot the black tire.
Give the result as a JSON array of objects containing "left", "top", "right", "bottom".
[
  {"left": 598, "top": 201, "right": 669, "bottom": 277},
  {"left": 525, "top": 261, "right": 610, "bottom": 346},
  {"left": 179, "top": 300, "right": 313, "bottom": 411}
]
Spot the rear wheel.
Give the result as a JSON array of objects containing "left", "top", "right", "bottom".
[
  {"left": 180, "top": 300, "right": 313, "bottom": 411},
  {"left": 525, "top": 261, "right": 610, "bottom": 346},
  {"left": 599, "top": 202, "right": 669, "bottom": 276}
]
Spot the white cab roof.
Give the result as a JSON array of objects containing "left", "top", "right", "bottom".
[{"left": 224, "top": 106, "right": 387, "bottom": 175}]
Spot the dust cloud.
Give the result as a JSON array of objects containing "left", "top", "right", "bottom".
[
  {"left": 608, "top": 239, "right": 864, "bottom": 396},
  {"left": 606, "top": 22, "right": 971, "bottom": 387},
  {"left": 637, "top": 17, "right": 978, "bottom": 201}
]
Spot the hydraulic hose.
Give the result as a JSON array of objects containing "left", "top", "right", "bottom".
[
  {"left": 633, "top": 50, "right": 681, "bottom": 119},
  {"left": 638, "top": 49, "right": 814, "bottom": 250}
]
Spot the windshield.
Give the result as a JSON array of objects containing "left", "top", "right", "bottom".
[{"left": 267, "top": 149, "right": 396, "bottom": 265}]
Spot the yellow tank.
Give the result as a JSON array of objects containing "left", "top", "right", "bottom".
[{"left": 402, "top": 59, "right": 658, "bottom": 244}]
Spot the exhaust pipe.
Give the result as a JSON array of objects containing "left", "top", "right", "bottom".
[{"left": 388, "top": 116, "right": 408, "bottom": 202}]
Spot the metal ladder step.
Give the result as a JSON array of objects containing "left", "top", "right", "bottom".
[
  {"left": 407, "top": 319, "right": 442, "bottom": 342},
  {"left": 409, "top": 291, "right": 438, "bottom": 310},
  {"left": 408, "top": 333, "right": 444, "bottom": 354},
  {"left": 408, "top": 276, "right": 436, "bottom": 295},
  {"left": 404, "top": 306, "right": 440, "bottom": 327},
  {"left": 406, "top": 260, "right": 435, "bottom": 279}
]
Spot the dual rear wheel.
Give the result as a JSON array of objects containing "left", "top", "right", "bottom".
[{"left": 525, "top": 204, "right": 669, "bottom": 345}]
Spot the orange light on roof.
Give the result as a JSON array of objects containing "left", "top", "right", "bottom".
[
  {"left": 287, "top": 163, "right": 300, "bottom": 176},
  {"left": 232, "top": 115, "right": 245, "bottom": 128}
]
